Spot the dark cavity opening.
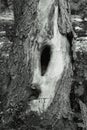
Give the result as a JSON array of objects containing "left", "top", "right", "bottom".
[
  {"left": 29, "top": 84, "right": 41, "bottom": 101},
  {"left": 40, "top": 45, "right": 51, "bottom": 76}
]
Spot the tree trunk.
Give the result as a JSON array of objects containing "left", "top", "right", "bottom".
[
  {"left": 2, "top": 0, "right": 75, "bottom": 129},
  {"left": 0, "top": 0, "right": 8, "bottom": 12}
]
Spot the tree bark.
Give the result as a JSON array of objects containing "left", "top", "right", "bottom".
[
  {"left": 2, "top": 0, "right": 75, "bottom": 129},
  {"left": 0, "top": 0, "right": 8, "bottom": 12}
]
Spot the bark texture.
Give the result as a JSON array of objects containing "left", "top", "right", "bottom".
[{"left": 1, "top": 0, "right": 75, "bottom": 129}]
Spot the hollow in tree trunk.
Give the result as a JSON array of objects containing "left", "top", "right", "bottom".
[{"left": 3, "top": 0, "right": 76, "bottom": 130}]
